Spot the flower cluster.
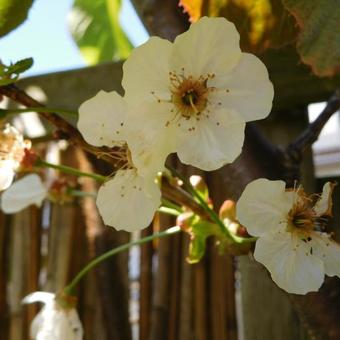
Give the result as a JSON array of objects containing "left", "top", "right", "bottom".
[
  {"left": 77, "top": 17, "right": 273, "bottom": 232},
  {"left": 0, "top": 122, "right": 29, "bottom": 191},
  {"left": 237, "top": 178, "right": 340, "bottom": 294}
]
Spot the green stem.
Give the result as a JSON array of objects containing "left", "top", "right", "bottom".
[
  {"left": 0, "top": 107, "right": 78, "bottom": 116},
  {"left": 37, "top": 159, "right": 106, "bottom": 182},
  {"left": 64, "top": 226, "right": 181, "bottom": 294},
  {"left": 67, "top": 189, "right": 97, "bottom": 198},
  {"left": 158, "top": 206, "right": 181, "bottom": 216},
  {"left": 161, "top": 198, "right": 183, "bottom": 212},
  {"left": 165, "top": 166, "right": 254, "bottom": 244}
]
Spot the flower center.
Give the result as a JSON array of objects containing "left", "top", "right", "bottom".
[
  {"left": 169, "top": 70, "right": 215, "bottom": 119},
  {"left": 286, "top": 188, "right": 324, "bottom": 237},
  {"left": 182, "top": 89, "right": 199, "bottom": 107},
  {"left": 289, "top": 209, "right": 315, "bottom": 231},
  {"left": 0, "top": 124, "right": 27, "bottom": 164}
]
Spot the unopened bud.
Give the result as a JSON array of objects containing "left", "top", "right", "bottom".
[
  {"left": 219, "top": 200, "right": 236, "bottom": 220},
  {"left": 20, "top": 148, "right": 37, "bottom": 169},
  {"left": 176, "top": 211, "right": 195, "bottom": 230}
]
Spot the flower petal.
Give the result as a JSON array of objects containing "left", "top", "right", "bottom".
[
  {"left": 30, "top": 301, "right": 83, "bottom": 340},
  {"left": 122, "top": 37, "right": 172, "bottom": 105},
  {"left": 314, "top": 182, "right": 336, "bottom": 216},
  {"left": 237, "top": 178, "right": 293, "bottom": 237},
  {"left": 176, "top": 108, "right": 245, "bottom": 171},
  {"left": 125, "top": 101, "right": 176, "bottom": 175},
  {"left": 127, "top": 130, "right": 170, "bottom": 177},
  {"left": 254, "top": 232, "right": 324, "bottom": 294},
  {"left": 171, "top": 17, "right": 241, "bottom": 78},
  {"left": 1, "top": 174, "right": 47, "bottom": 214},
  {"left": 22, "top": 291, "right": 55, "bottom": 305},
  {"left": 312, "top": 232, "right": 340, "bottom": 277},
  {"left": 211, "top": 53, "right": 274, "bottom": 122},
  {"left": 78, "top": 90, "right": 127, "bottom": 147},
  {"left": 0, "top": 162, "right": 15, "bottom": 191},
  {"left": 96, "top": 169, "right": 161, "bottom": 232}
]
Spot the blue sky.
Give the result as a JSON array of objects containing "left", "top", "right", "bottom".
[{"left": 0, "top": 0, "right": 149, "bottom": 76}]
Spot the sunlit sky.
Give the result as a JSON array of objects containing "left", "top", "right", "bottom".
[{"left": 0, "top": 0, "right": 149, "bottom": 76}]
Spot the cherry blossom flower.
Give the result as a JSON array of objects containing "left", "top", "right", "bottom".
[
  {"left": 22, "top": 292, "right": 83, "bottom": 340},
  {"left": 237, "top": 178, "right": 340, "bottom": 294},
  {"left": 1, "top": 174, "right": 47, "bottom": 213},
  {"left": 0, "top": 123, "right": 28, "bottom": 190},
  {"left": 78, "top": 91, "right": 161, "bottom": 231},
  {"left": 122, "top": 16, "right": 274, "bottom": 171},
  {"left": 96, "top": 168, "right": 161, "bottom": 232}
]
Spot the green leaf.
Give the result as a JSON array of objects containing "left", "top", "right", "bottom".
[
  {"left": 68, "top": 0, "right": 133, "bottom": 65},
  {"left": 0, "top": 76, "right": 18, "bottom": 86},
  {"left": 186, "top": 219, "right": 221, "bottom": 263},
  {"left": 0, "top": 58, "right": 33, "bottom": 85},
  {"left": 0, "top": 0, "right": 34, "bottom": 37},
  {"left": 282, "top": 0, "right": 340, "bottom": 77},
  {"left": 187, "top": 235, "right": 207, "bottom": 264},
  {"left": 6, "top": 57, "right": 33, "bottom": 75}
]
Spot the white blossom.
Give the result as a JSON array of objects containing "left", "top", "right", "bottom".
[
  {"left": 96, "top": 169, "right": 161, "bottom": 232},
  {"left": 0, "top": 123, "right": 28, "bottom": 190},
  {"left": 1, "top": 174, "right": 47, "bottom": 213},
  {"left": 22, "top": 292, "right": 83, "bottom": 340},
  {"left": 237, "top": 178, "right": 340, "bottom": 294},
  {"left": 78, "top": 92, "right": 161, "bottom": 231},
  {"left": 122, "top": 16, "right": 273, "bottom": 171},
  {"left": 0, "top": 161, "right": 15, "bottom": 191}
]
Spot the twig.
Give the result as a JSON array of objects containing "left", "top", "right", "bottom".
[
  {"left": 286, "top": 89, "right": 340, "bottom": 162},
  {"left": 0, "top": 84, "right": 122, "bottom": 167}
]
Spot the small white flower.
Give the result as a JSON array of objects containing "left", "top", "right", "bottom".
[
  {"left": 1, "top": 174, "right": 47, "bottom": 213},
  {"left": 96, "top": 169, "right": 161, "bottom": 232},
  {"left": 78, "top": 90, "right": 167, "bottom": 175},
  {"left": 22, "top": 292, "right": 83, "bottom": 340},
  {"left": 237, "top": 178, "right": 340, "bottom": 294},
  {"left": 0, "top": 160, "right": 15, "bottom": 191},
  {"left": 0, "top": 123, "right": 28, "bottom": 190},
  {"left": 78, "top": 92, "right": 162, "bottom": 231},
  {"left": 122, "top": 16, "right": 274, "bottom": 171}
]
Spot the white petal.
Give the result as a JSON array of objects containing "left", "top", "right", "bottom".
[
  {"left": 237, "top": 179, "right": 293, "bottom": 237},
  {"left": 30, "top": 302, "right": 83, "bottom": 340},
  {"left": 22, "top": 292, "right": 55, "bottom": 305},
  {"left": 254, "top": 232, "right": 324, "bottom": 294},
  {"left": 0, "top": 163, "right": 15, "bottom": 191},
  {"left": 314, "top": 182, "right": 335, "bottom": 216},
  {"left": 176, "top": 109, "right": 245, "bottom": 171},
  {"left": 312, "top": 232, "right": 340, "bottom": 277},
  {"left": 96, "top": 169, "right": 161, "bottom": 232},
  {"left": 171, "top": 17, "right": 241, "bottom": 78},
  {"left": 1, "top": 174, "right": 47, "bottom": 213},
  {"left": 125, "top": 102, "right": 176, "bottom": 175},
  {"left": 127, "top": 130, "right": 170, "bottom": 177},
  {"left": 211, "top": 53, "right": 274, "bottom": 122},
  {"left": 78, "top": 91, "right": 127, "bottom": 147},
  {"left": 122, "top": 37, "right": 172, "bottom": 104}
]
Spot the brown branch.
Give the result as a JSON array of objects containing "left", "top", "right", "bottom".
[
  {"left": 0, "top": 84, "right": 120, "bottom": 168},
  {"left": 286, "top": 89, "right": 340, "bottom": 163}
]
